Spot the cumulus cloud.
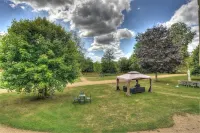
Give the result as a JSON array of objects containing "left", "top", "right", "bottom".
[
  {"left": 9, "top": 3, "right": 17, "bottom": 8},
  {"left": 11, "top": 0, "right": 74, "bottom": 11},
  {"left": 116, "top": 28, "right": 135, "bottom": 39},
  {"left": 89, "top": 29, "right": 135, "bottom": 60},
  {"left": 86, "top": 52, "right": 101, "bottom": 62},
  {"left": 11, "top": 0, "right": 131, "bottom": 36},
  {"left": 20, "top": 6, "right": 25, "bottom": 10},
  {"left": 10, "top": 0, "right": 134, "bottom": 59},
  {"left": 164, "top": 0, "right": 198, "bottom": 52},
  {"left": 71, "top": 0, "right": 131, "bottom": 37}
]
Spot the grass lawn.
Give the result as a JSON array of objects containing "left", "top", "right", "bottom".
[{"left": 0, "top": 76, "right": 200, "bottom": 133}]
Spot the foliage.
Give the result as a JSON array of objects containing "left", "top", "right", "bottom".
[
  {"left": 118, "top": 57, "right": 130, "bottom": 73},
  {"left": 169, "top": 22, "right": 195, "bottom": 58},
  {"left": 0, "top": 18, "right": 80, "bottom": 97},
  {"left": 129, "top": 53, "right": 141, "bottom": 72},
  {"left": 81, "top": 57, "right": 94, "bottom": 72},
  {"left": 101, "top": 49, "right": 118, "bottom": 73},
  {"left": 93, "top": 61, "right": 102, "bottom": 73},
  {"left": 190, "top": 45, "right": 200, "bottom": 75},
  {"left": 135, "top": 25, "right": 183, "bottom": 80}
]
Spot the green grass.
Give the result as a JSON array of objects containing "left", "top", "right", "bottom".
[{"left": 0, "top": 76, "right": 200, "bottom": 133}]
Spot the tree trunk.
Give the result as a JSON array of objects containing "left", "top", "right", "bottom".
[
  {"left": 155, "top": 72, "right": 158, "bottom": 81},
  {"left": 44, "top": 87, "right": 48, "bottom": 97},
  {"left": 187, "top": 69, "right": 191, "bottom": 81}
]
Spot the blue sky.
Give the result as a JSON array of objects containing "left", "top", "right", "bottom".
[{"left": 0, "top": 0, "right": 198, "bottom": 62}]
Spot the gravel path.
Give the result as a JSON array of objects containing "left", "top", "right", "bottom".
[
  {"left": 129, "top": 114, "right": 200, "bottom": 133},
  {"left": 0, "top": 125, "right": 47, "bottom": 133}
]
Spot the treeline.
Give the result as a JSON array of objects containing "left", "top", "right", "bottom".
[{"left": 79, "top": 50, "right": 141, "bottom": 74}]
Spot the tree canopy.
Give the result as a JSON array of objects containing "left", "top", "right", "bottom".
[
  {"left": 169, "top": 22, "right": 195, "bottom": 58},
  {"left": 0, "top": 18, "right": 80, "bottom": 97},
  {"left": 135, "top": 25, "right": 183, "bottom": 80},
  {"left": 118, "top": 57, "right": 130, "bottom": 73},
  {"left": 190, "top": 45, "right": 200, "bottom": 75},
  {"left": 101, "top": 49, "right": 118, "bottom": 73}
]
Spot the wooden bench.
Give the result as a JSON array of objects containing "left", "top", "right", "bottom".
[{"left": 178, "top": 80, "right": 200, "bottom": 88}]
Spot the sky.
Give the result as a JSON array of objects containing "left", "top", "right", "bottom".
[{"left": 0, "top": 0, "right": 198, "bottom": 62}]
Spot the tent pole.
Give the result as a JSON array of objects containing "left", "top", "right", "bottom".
[
  {"left": 126, "top": 80, "right": 131, "bottom": 96},
  {"left": 116, "top": 78, "right": 120, "bottom": 91},
  {"left": 148, "top": 79, "right": 152, "bottom": 92}
]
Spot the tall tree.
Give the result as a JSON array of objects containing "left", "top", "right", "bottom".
[
  {"left": 93, "top": 61, "right": 102, "bottom": 74},
  {"left": 118, "top": 57, "right": 130, "bottom": 73},
  {"left": 169, "top": 22, "right": 195, "bottom": 80},
  {"left": 129, "top": 53, "right": 141, "bottom": 72},
  {"left": 190, "top": 45, "right": 200, "bottom": 75},
  {"left": 135, "top": 25, "right": 183, "bottom": 81},
  {"left": 169, "top": 22, "right": 195, "bottom": 58},
  {"left": 81, "top": 57, "right": 94, "bottom": 72},
  {"left": 0, "top": 18, "right": 80, "bottom": 97},
  {"left": 101, "top": 49, "right": 118, "bottom": 73}
]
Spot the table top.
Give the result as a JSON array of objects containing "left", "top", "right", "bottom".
[{"left": 79, "top": 94, "right": 86, "bottom": 97}]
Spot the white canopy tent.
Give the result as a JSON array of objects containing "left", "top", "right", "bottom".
[{"left": 116, "top": 71, "right": 152, "bottom": 95}]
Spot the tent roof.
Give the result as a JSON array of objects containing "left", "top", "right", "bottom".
[{"left": 117, "top": 71, "right": 151, "bottom": 81}]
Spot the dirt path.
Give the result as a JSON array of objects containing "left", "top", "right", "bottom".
[
  {"left": 0, "top": 125, "right": 47, "bottom": 133},
  {"left": 0, "top": 89, "right": 7, "bottom": 94},
  {"left": 67, "top": 74, "right": 186, "bottom": 88},
  {"left": 129, "top": 114, "right": 200, "bottom": 133},
  {"left": 0, "top": 114, "right": 199, "bottom": 133},
  {"left": 80, "top": 77, "right": 88, "bottom": 82}
]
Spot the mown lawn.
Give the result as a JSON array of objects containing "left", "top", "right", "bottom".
[{"left": 0, "top": 76, "right": 200, "bottom": 133}]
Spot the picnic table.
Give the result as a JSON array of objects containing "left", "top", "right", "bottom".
[{"left": 73, "top": 91, "right": 91, "bottom": 103}]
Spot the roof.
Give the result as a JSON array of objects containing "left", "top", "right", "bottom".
[{"left": 117, "top": 71, "right": 151, "bottom": 81}]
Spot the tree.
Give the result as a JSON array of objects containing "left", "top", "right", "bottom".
[
  {"left": 93, "top": 61, "right": 102, "bottom": 74},
  {"left": 101, "top": 49, "right": 118, "bottom": 73},
  {"left": 81, "top": 57, "right": 94, "bottom": 72},
  {"left": 169, "top": 22, "right": 195, "bottom": 58},
  {"left": 190, "top": 45, "right": 200, "bottom": 75},
  {"left": 118, "top": 57, "right": 130, "bottom": 73},
  {"left": 129, "top": 53, "right": 141, "bottom": 72},
  {"left": 135, "top": 25, "right": 183, "bottom": 81},
  {"left": 169, "top": 22, "right": 195, "bottom": 80},
  {"left": 0, "top": 18, "right": 80, "bottom": 97}
]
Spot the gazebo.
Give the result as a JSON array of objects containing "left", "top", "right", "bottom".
[{"left": 116, "top": 71, "right": 152, "bottom": 95}]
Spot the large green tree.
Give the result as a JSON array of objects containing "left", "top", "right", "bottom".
[
  {"left": 118, "top": 57, "right": 130, "bottom": 73},
  {"left": 169, "top": 22, "right": 195, "bottom": 75},
  {"left": 81, "top": 57, "right": 94, "bottom": 72},
  {"left": 135, "top": 25, "right": 183, "bottom": 81},
  {"left": 93, "top": 61, "right": 102, "bottom": 74},
  {"left": 190, "top": 46, "right": 200, "bottom": 75},
  {"left": 169, "top": 22, "right": 195, "bottom": 58},
  {"left": 129, "top": 53, "right": 141, "bottom": 72},
  {"left": 101, "top": 49, "right": 118, "bottom": 73},
  {"left": 0, "top": 18, "right": 80, "bottom": 97}
]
